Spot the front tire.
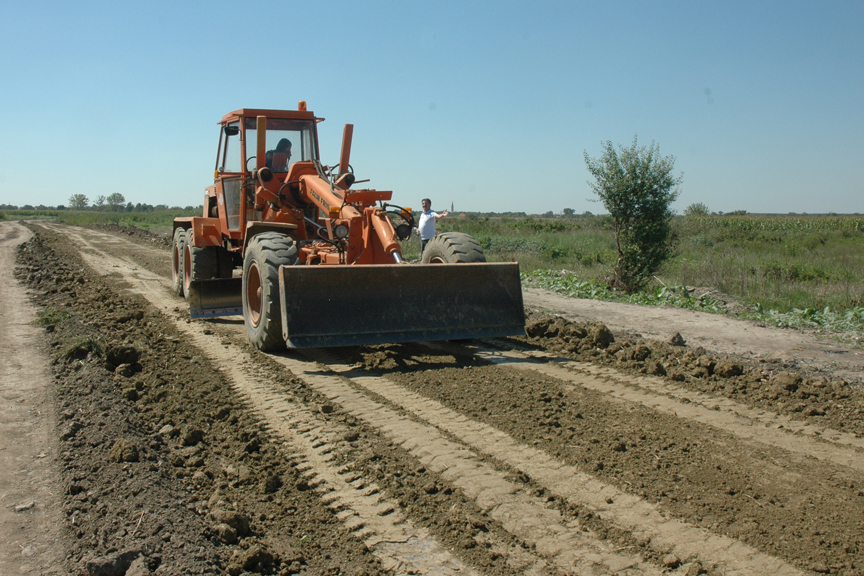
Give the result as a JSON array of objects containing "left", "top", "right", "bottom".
[
  {"left": 172, "top": 228, "right": 187, "bottom": 296},
  {"left": 242, "top": 232, "right": 298, "bottom": 351},
  {"left": 184, "top": 229, "right": 218, "bottom": 299},
  {"left": 420, "top": 232, "right": 486, "bottom": 264}
]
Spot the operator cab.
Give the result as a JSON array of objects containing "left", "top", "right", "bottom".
[
  {"left": 215, "top": 108, "right": 320, "bottom": 176},
  {"left": 214, "top": 107, "right": 321, "bottom": 230}
]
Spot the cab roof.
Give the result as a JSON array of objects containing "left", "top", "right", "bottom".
[{"left": 220, "top": 108, "right": 318, "bottom": 124}]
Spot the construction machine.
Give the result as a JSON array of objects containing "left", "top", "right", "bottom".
[{"left": 172, "top": 103, "right": 524, "bottom": 349}]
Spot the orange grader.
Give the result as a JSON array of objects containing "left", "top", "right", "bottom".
[{"left": 172, "top": 103, "right": 524, "bottom": 349}]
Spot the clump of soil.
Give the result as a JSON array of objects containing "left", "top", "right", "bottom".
[{"left": 522, "top": 314, "right": 864, "bottom": 437}]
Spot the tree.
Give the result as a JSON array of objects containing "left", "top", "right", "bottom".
[
  {"left": 584, "top": 136, "right": 682, "bottom": 293},
  {"left": 563, "top": 208, "right": 575, "bottom": 217},
  {"left": 68, "top": 194, "right": 89, "bottom": 209},
  {"left": 684, "top": 202, "right": 710, "bottom": 216},
  {"left": 94, "top": 195, "right": 106, "bottom": 209},
  {"left": 106, "top": 193, "right": 126, "bottom": 211}
]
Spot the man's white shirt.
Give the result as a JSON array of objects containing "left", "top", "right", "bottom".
[{"left": 418, "top": 210, "right": 438, "bottom": 240}]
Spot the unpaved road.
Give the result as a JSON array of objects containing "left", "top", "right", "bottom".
[
  {"left": 3, "top": 219, "right": 864, "bottom": 576},
  {"left": 0, "top": 222, "right": 63, "bottom": 575}
]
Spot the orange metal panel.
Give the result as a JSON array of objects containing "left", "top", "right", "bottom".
[
  {"left": 339, "top": 124, "right": 353, "bottom": 176},
  {"left": 344, "top": 190, "right": 393, "bottom": 204},
  {"left": 191, "top": 218, "right": 223, "bottom": 247}
]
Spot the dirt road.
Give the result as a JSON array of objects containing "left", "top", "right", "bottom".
[
  {"left": 0, "top": 222, "right": 63, "bottom": 574},
  {"left": 5, "top": 220, "right": 864, "bottom": 575}
]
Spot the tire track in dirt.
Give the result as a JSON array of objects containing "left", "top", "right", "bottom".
[
  {"left": 36, "top": 223, "right": 475, "bottom": 575},
  {"left": 268, "top": 351, "right": 660, "bottom": 575},
  {"left": 310, "top": 349, "right": 804, "bottom": 576},
  {"left": 470, "top": 346, "right": 864, "bottom": 473}
]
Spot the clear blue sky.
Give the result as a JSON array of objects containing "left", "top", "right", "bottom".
[{"left": 1, "top": 1, "right": 861, "bottom": 214}]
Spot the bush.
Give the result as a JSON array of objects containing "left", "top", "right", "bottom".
[
  {"left": 584, "top": 136, "right": 682, "bottom": 292},
  {"left": 684, "top": 202, "right": 710, "bottom": 216}
]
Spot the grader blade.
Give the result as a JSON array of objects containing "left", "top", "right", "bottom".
[
  {"left": 188, "top": 278, "right": 243, "bottom": 318},
  {"left": 278, "top": 263, "right": 525, "bottom": 348}
]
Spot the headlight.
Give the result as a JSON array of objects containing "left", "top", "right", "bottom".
[{"left": 334, "top": 223, "right": 349, "bottom": 239}]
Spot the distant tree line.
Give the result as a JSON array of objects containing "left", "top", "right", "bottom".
[
  {"left": 67, "top": 193, "right": 187, "bottom": 212},
  {"left": 0, "top": 194, "right": 197, "bottom": 212},
  {"left": 0, "top": 203, "right": 66, "bottom": 211}
]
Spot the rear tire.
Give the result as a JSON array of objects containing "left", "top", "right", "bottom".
[
  {"left": 242, "top": 232, "right": 298, "bottom": 351},
  {"left": 172, "top": 227, "right": 187, "bottom": 296},
  {"left": 184, "top": 229, "right": 218, "bottom": 299},
  {"left": 421, "top": 232, "right": 486, "bottom": 264}
]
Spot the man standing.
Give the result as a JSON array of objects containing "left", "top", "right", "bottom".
[{"left": 417, "top": 198, "right": 449, "bottom": 256}]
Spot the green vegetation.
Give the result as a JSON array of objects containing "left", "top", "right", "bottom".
[
  {"left": 59, "top": 336, "right": 102, "bottom": 362},
  {"left": 37, "top": 307, "right": 71, "bottom": 327},
  {"left": 68, "top": 194, "right": 89, "bottom": 209},
  {"left": 584, "top": 137, "right": 682, "bottom": 292},
  {"left": 669, "top": 215, "right": 864, "bottom": 313},
  {"left": 523, "top": 268, "right": 864, "bottom": 337},
  {"left": 50, "top": 208, "right": 200, "bottom": 228},
  {"left": 435, "top": 212, "right": 864, "bottom": 339},
  {"left": 684, "top": 202, "right": 710, "bottom": 216},
  {"left": 1, "top": 207, "right": 202, "bottom": 237}
]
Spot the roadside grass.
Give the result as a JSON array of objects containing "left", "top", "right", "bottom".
[
  {"left": 2, "top": 208, "right": 200, "bottom": 238},
  {"left": 37, "top": 306, "right": 71, "bottom": 327},
  {"left": 59, "top": 335, "right": 103, "bottom": 362}
]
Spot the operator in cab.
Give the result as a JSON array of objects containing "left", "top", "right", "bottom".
[{"left": 266, "top": 138, "right": 292, "bottom": 172}]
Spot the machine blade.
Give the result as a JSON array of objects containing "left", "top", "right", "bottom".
[
  {"left": 188, "top": 278, "right": 243, "bottom": 318},
  {"left": 278, "top": 262, "right": 525, "bottom": 348}
]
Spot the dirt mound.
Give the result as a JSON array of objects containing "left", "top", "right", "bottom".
[
  {"left": 523, "top": 314, "right": 864, "bottom": 437},
  {"left": 92, "top": 223, "right": 172, "bottom": 247}
]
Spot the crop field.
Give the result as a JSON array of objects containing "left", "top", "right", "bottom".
[{"left": 433, "top": 213, "right": 864, "bottom": 338}]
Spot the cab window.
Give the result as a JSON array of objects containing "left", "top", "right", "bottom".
[
  {"left": 244, "top": 118, "right": 318, "bottom": 173},
  {"left": 219, "top": 122, "right": 242, "bottom": 173}
]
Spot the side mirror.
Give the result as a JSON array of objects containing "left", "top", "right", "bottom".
[{"left": 224, "top": 125, "right": 240, "bottom": 136}]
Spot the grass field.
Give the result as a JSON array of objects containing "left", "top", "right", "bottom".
[
  {"left": 7, "top": 209, "right": 862, "bottom": 338},
  {"left": 435, "top": 213, "right": 864, "bottom": 338}
]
